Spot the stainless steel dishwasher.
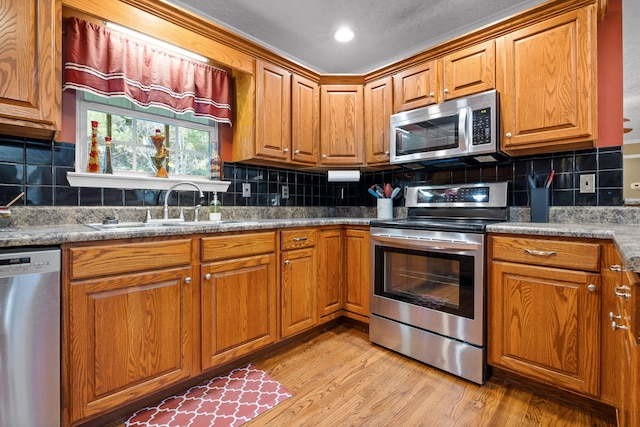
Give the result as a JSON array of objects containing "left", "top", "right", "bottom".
[{"left": 0, "top": 248, "right": 61, "bottom": 427}]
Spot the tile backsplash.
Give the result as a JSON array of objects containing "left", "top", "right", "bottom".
[{"left": 0, "top": 134, "right": 624, "bottom": 208}]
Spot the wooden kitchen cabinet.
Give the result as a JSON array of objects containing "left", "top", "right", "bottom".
[
  {"left": 255, "top": 59, "right": 292, "bottom": 162},
  {"left": 393, "top": 41, "right": 495, "bottom": 113},
  {"left": 281, "top": 228, "right": 318, "bottom": 337},
  {"left": 497, "top": 4, "right": 597, "bottom": 155},
  {"left": 364, "top": 76, "right": 393, "bottom": 165},
  {"left": 618, "top": 269, "right": 640, "bottom": 427},
  {"left": 200, "top": 232, "right": 277, "bottom": 370},
  {"left": 317, "top": 227, "right": 344, "bottom": 321},
  {"left": 291, "top": 74, "right": 320, "bottom": 165},
  {"left": 343, "top": 228, "right": 370, "bottom": 322},
  {"left": 320, "top": 84, "right": 364, "bottom": 165},
  {"left": 488, "top": 235, "right": 602, "bottom": 397},
  {"left": 0, "top": 0, "right": 61, "bottom": 139},
  {"left": 65, "top": 239, "right": 194, "bottom": 424}
]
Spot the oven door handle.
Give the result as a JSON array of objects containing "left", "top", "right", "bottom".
[{"left": 371, "top": 234, "right": 481, "bottom": 251}]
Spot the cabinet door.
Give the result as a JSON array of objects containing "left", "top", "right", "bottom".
[
  {"left": 318, "top": 229, "right": 343, "bottom": 319},
  {"left": 364, "top": 76, "right": 392, "bottom": 165},
  {"left": 0, "top": 0, "right": 60, "bottom": 139},
  {"left": 619, "top": 270, "right": 640, "bottom": 427},
  {"left": 291, "top": 74, "right": 319, "bottom": 165},
  {"left": 497, "top": 5, "right": 597, "bottom": 155},
  {"left": 600, "top": 244, "right": 624, "bottom": 405},
  {"left": 393, "top": 60, "right": 438, "bottom": 112},
  {"left": 344, "top": 228, "right": 370, "bottom": 320},
  {"left": 488, "top": 261, "right": 601, "bottom": 396},
  {"left": 320, "top": 84, "right": 364, "bottom": 165},
  {"left": 281, "top": 247, "right": 317, "bottom": 337},
  {"left": 442, "top": 40, "right": 495, "bottom": 100},
  {"left": 201, "top": 253, "right": 277, "bottom": 369},
  {"left": 255, "top": 59, "right": 291, "bottom": 161},
  {"left": 69, "top": 267, "right": 193, "bottom": 422}
]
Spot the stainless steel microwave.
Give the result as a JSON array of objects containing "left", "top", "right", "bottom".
[{"left": 390, "top": 89, "right": 504, "bottom": 166}]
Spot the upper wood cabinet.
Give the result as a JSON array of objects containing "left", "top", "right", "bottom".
[
  {"left": 393, "top": 40, "right": 495, "bottom": 113},
  {"left": 255, "top": 60, "right": 292, "bottom": 162},
  {"left": 497, "top": 4, "right": 598, "bottom": 155},
  {"left": 393, "top": 60, "right": 438, "bottom": 112},
  {"left": 0, "top": 0, "right": 61, "bottom": 139},
  {"left": 442, "top": 40, "right": 496, "bottom": 101},
  {"left": 320, "top": 84, "right": 364, "bottom": 165},
  {"left": 291, "top": 74, "right": 320, "bottom": 165},
  {"left": 364, "top": 76, "right": 393, "bottom": 165}
]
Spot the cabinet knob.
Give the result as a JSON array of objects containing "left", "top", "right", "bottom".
[
  {"left": 587, "top": 284, "right": 597, "bottom": 293},
  {"left": 611, "top": 320, "right": 628, "bottom": 332},
  {"left": 205, "top": 273, "right": 211, "bottom": 280},
  {"left": 322, "top": 154, "right": 327, "bottom": 158},
  {"left": 283, "top": 147, "right": 289, "bottom": 153},
  {"left": 443, "top": 88, "right": 449, "bottom": 94},
  {"left": 284, "top": 259, "right": 291, "bottom": 265},
  {"left": 185, "top": 277, "right": 192, "bottom": 284},
  {"left": 429, "top": 92, "right": 435, "bottom": 98},
  {"left": 506, "top": 132, "right": 512, "bottom": 138},
  {"left": 384, "top": 151, "right": 390, "bottom": 155},
  {"left": 609, "top": 311, "right": 622, "bottom": 321},
  {"left": 294, "top": 149, "right": 300, "bottom": 154}
]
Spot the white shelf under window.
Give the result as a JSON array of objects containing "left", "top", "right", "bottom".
[{"left": 66, "top": 172, "right": 230, "bottom": 193}]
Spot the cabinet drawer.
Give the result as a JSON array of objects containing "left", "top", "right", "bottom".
[
  {"left": 491, "top": 236, "right": 600, "bottom": 272},
  {"left": 201, "top": 231, "right": 276, "bottom": 262},
  {"left": 68, "top": 239, "right": 192, "bottom": 280},
  {"left": 281, "top": 228, "right": 318, "bottom": 250}
]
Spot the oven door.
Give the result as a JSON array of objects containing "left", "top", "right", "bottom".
[{"left": 370, "top": 227, "right": 485, "bottom": 347}]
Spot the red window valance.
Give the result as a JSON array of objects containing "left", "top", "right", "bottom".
[{"left": 63, "top": 17, "right": 232, "bottom": 125}]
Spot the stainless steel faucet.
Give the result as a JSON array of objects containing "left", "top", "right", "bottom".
[{"left": 163, "top": 181, "right": 205, "bottom": 220}]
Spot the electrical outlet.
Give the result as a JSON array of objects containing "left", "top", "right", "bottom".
[
  {"left": 579, "top": 174, "right": 596, "bottom": 194},
  {"left": 281, "top": 185, "right": 289, "bottom": 199},
  {"left": 631, "top": 182, "right": 640, "bottom": 190},
  {"left": 242, "top": 183, "right": 251, "bottom": 198}
]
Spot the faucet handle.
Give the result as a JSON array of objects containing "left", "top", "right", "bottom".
[
  {"left": 178, "top": 208, "right": 185, "bottom": 221},
  {"left": 145, "top": 208, "right": 152, "bottom": 222}
]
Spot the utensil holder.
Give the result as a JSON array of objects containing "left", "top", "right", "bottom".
[
  {"left": 377, "top": 198, "right": 393, "bottom": 219},
  {"left": 530, "top": 187, "right": 549, "bottom": 223}
]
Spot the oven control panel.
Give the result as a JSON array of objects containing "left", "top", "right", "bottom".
[{"left": 405, "top": 181, "right": 508, "bottom": 208}]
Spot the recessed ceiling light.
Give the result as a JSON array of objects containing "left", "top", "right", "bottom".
[{"left": 334, "top": 27, "right": 354, "bottom": 43}]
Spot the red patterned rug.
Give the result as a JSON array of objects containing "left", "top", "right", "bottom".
[{"left": 125, "top": 364, "right": 292, "bottom": 427}]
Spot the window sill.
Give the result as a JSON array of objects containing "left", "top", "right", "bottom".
[{"left": 66, "top": 172, "right": 231, "bottom": 193}]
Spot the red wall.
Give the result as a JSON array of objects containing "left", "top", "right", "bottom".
[{"left": 597, "top": 0, "right": 623, "bottom": 147}]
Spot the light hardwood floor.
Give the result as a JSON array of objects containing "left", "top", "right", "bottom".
[{"left": 248, "top": 324, "right": 616, "bottom": 427}]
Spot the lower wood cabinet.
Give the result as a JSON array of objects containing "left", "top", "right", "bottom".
[
  {"left": 619, "top": 269, "right": 640, "bottom": 427},
  {"left": 64, "top": 239, "right": 195, "bottom": 424},
  {"left": 488, "top": 235, "right": 602, "bottom": 397},
  {"left": 200, "top": 232, "right": 277, "bottom": 370},
  {"left": 343, "top": 228, "right": 370, "bottom": 321},
  {"left": 318, "top": 228, "right": 344, "bottom": 321},
  {"left": 280, "top": 228, "right": 318, "bottom": 337}
]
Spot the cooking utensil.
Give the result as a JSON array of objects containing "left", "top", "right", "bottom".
[
  {"left": 390, "top": 187, "right": 401, "bottom": 199},
  {"left": 384, "top": 183, "right": 392, "bottom": 198},
  {"left": 5, "top": 192, "right": 24, "bottom": 207},
  {"left": 368, "top": 188, "right": 381, "bottom": 198}
]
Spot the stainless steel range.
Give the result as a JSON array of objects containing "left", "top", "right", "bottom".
[{"left": 369, "top": 181, "right": 509, "bottom": 384}]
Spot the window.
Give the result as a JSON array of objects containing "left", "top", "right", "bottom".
[{"left": 75, "top": 92, "right": 218, "bottom": 178}]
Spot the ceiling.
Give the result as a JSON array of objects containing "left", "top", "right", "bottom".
[{"left": 167, "top": 0, "right": 546, "bottom": 74}]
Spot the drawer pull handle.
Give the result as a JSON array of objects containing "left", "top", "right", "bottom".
[
  {"left": 524, "top": 249, "right": 557, "bottom": 256},
  {"left": 609, "top": 311, "right": 622, "bottom": 321},
  {"left": 611, "top": 320, "right": 628, "bottom": 332},
  {"left": 293, "top": 237, "right": 308, "bottom": 242},
  {"left": 610, "top": 264, "right": 622, "bottom": 272},
  {"left": 614, "top": 285, "right": 632, "bottom": 299}
]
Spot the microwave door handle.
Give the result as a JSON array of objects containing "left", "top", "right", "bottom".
[{"left": 458, "top": 107, "right": 469, "bottom": 151}]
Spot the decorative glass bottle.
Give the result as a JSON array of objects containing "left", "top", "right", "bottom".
[
  {"left": 151, "top": 129, "right": 169, "bottom": 178},
  {"left": 87, "top": 120, "right": 100, "bottom": 173},
  {"left": 210, "top": 141, "right": 221, "bottom": 180},
  {"left": 103, "top": 136, "right": 113, "bottom": 174}
]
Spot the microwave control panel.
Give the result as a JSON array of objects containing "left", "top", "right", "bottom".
[{"left": 471, "top": 108, "right": 492, "bottom": 146}]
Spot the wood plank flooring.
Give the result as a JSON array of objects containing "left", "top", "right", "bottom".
[{"left": 248, "top": 324, "right": 616, "bottom": 427}]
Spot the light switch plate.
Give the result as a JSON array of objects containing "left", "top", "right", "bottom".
[
  {"left": 579, "top": 174, "right": 595, "bottom": 194},
  {"left": 281, "top": 185, "right": 289, "bottom": 199},
  {"left": 242, "top": 183, "right": 251, "bottom": 197}
]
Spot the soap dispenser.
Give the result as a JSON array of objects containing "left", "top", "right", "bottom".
[{"left": 209, "top": 192, "right": 221, "bottom": 221}]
